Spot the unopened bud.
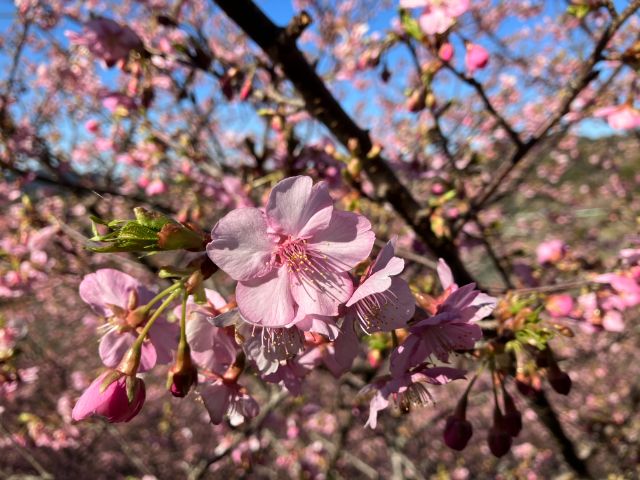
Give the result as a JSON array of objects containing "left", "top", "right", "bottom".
[
  {"left": 488, "top": 407, "right": 512, "bottom": 457},
  {"left": 406, "top": 87, "right": 426, "bottom": 112},
  {"left": 548, "top": 367, "right": 572, "bottom": 395},
  {"left": 444, "top": 416, "right": 473, "bottom": 450},
  {"left": 157, "top": 223, "right": 205, "bottom": 251},
  {"left": 167, "top": 344, "right": 197, "bottom": 398},
  {"left": 502, "top": 390, "right": 522, "bottom": 437}
]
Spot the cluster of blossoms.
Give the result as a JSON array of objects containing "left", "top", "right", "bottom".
[{"left": 72, "top": 176, "right": 496, "bottom": 432}]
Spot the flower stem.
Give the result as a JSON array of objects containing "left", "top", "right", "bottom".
[
  {"left": 179, "top": 288, "right": 188, "bottom": 345},
  {"left": 144, "top": 282, "right": 182, "bottom": 312},
  {"left": 133, "top": 287, "right": 182, "bottom": 351}
]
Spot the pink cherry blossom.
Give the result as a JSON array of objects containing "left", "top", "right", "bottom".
[
  {"left": 145, "top": 179, "right": 167, "bottom": 196},
  {"left": 545, "top": 294, "right": 574, "bottom": 318},
  {"left": 390, "top": 260, "right": 495, "bottom": 374},
  {"left": 207, "top": 175, "right": 375, "bottom": 328},
  {"left": 344, "top": 239, "right": 415, "bottom": 333},
  {"left": 184, "top": 290, "right": 239, "bottom": 374},
  {"left": 595, "top": 273, "right": 640, "bottom": 309},
  {"left": 465, "top": 43, "right": 489, "bottom": 74},
  {"left": 401, "top": 0, "right": 470, "bottom": 35},
  {"left": 79, "top": 269, "right": 178, "bottom": 372},
  {"left": 66, "top": 18, "right": 142, "bottom": 68},
  {"left": 72, "top": 370, "right": 145, "bottom": 423},
  {"left": 536, "top": 239, "right": 566, "bottom": 264},
  {"left": 594, "top": 105, "right": 640, "bottom": 130},
  {"left": 362, "top": 365, "right": 466, "bottom": 428}
]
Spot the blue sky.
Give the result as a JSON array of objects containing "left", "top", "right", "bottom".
[{"left": 1, "top": 0, "right": 632, "bottom": 150}]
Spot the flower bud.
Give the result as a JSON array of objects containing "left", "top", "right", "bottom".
[
  {"left": 72, "top": 370, "right": 145, "bottom": 423},
  {"left": 167, "top": 343, "right": 198, "bottom": 398},
  {"left": 157, "top": 223, "right": 205, "bottom": 251},
  {"left": 488, "top": 407, "right": 512, "bottom": 457},
  {"left": 406, "top": 87, "right": 426, "bottom": 112},
  {"left": 502, "top": 389, "right": 522, "bottom": 437},
  {"left": 444, "top": 415, "right": 473, "bottom": 450},
  {"left": 548, "top": 367, "right": 572, "bottom": 395},
  {"left": 443, "top": 378, "right": 474, "bottom": 451}
]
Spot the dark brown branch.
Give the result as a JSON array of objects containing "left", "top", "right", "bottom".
[
  {"left": 212, "top": 0, "right": 476, "bottom": 285},
  {"left": 527, "top": 389, "right": 592, "bottom": 478}
]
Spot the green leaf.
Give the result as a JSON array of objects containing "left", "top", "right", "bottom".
[
  {"left": 400, "top": 10, "right": 423, "bottom": 41},
  {"left": 134, "top": 207, "right": 172, "bottom": 230},
  {"left": 567, "top": 4, "right": 590, "bottom": 19}
]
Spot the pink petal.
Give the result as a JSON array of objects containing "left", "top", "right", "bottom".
[
  {"left": 99, "top": 331, "right": 158, "bottom": 372},
  {"left": 291, "top": 269, "right": 353, "bottom": 317},
  {"left": 236, "top": 267, "right": 296, "bottom": 327},
  {"left": 147, "top": 318, "right": 178, "bottom": 365},
  {"left": 266, "top": 176, "right": 333, "bottom": 238},
  {"left": 419, "top": 9, "right": 454, "bottom": 35},
  {"left": 602, "top": 310, "right": 624, "bottom": 332},
  {"left": 399, "top": 0, "right": 426, "bottom": 7},
  {"left": 307, "top": 210, "right": 375, "bottom": 272},
  {"left": 293, "top": 314, "right": 340, "bottom": 340},
  {"left": 445, "top": 0, "right": 469, "bottom": 17},
  {"left": 80, "top": 269, "right": 145, "bottom": 317},
  {"left": 207, "top": 208, "right": 276, "bottom": 281},
  {"left": 72, "top": 372, "right": 108, "bottom": 421},
  {"left": 390, "top": 334, "right": 427, "bottom": 376},
  {"left": 199, "top": 382, "right": 231, "bottom": 424},
  {"left": 99, "top": 331, "right": 134, "bottom": 368},
  {"left": 347, "top": 257, "right": 403, "bottom": 307},
  {"left": 369, "top": 277, "right": 416, "bottom": 331},
  {"left": 437, "top": 259, "right": 456, "bottom": 290},
  {"left": 204, "top": 288, "right": 227, "bottom": 310}
]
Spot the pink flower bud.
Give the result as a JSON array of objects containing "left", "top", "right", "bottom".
[
  {"left": 72, "top": 370, "right": 145, "bottom": 423},
  {"left": 502, "top": 390, "right": 522, "bottom": 437},
  {"left": 84, "top": 119, "right": 100, "bottom": 134},
  {"left": 145, "top": 179, "right": 167, "bottom": 196},
  {"left": 488, "top": 407, "right": 512, "bottom": 457},
  {"left": 465, "top": 43, "right": 489, "bottom": 74},
  {"left": 439, "top": 43, "right": 454, "bottom": 62},
  {"left": 444, "top": 415, "right": 473, "bottom": 450},
  {"left": 536, "top": 239, "right": 566, "bottom": 264},
  {"left": 545, "top": 294, "right": 574, "bottom": 318}
]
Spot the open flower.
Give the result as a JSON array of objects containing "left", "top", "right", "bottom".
[
  {"left": 390, "top": 260, "right": 495, "bottom": 375},
  {"left": 361, "top": 365, "right": 466, "bottom": 428},
  {"left": 181, "top": 289, "right": 239, "bottom": 374},
  {"left": 207, "top": 176, "right": 375, "bottom": 328},
  {"left": 345, "top": 239, "right": 415, "bottom": 334},
  {"left": 401, "top": 0, "right": 469, "bottom": 35},
  {"left": 594, "top": 104, "right": 640, "bottom": 130},
  {"left": 80, "top": 269, "right": 178, "bottom": 372},
  {"left": 72, "top": 370, "right": 145, "bottom": 423}
]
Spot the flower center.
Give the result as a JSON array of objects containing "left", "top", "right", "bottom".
[
  {"left": 355, "top": 290, "right": 398, "bottom": 334},
  {"left": 277, "top": 237, "right": 312, "bottom": 273}
]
